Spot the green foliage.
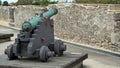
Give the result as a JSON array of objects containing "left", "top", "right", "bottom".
[
  {"left": 3, "top": 1, "right": 9, "bottom": 6},
  {"left": 32, "top": 0, "right": 58, "bottom": 6},
  {"left": 49, "top": 1, "right": 58, "bottom": 4},
  {"left": 39, "top": 0, "right": 49, "bottom": 6},
  {"left": 16, "top": 0, "right": 57, "bottom": 6},
  {"left": 75, "top": 0, "right": 120, "bottom": 4},
  {"left": 0, "top": 0, "right": 1, "bottom": 5},
  {"left": 76, "top": 0, "right": 98, "bottom": 3},
  {"left": 107, "top": 0, "right": 120, "bottom": 4},
  {"left": 32, "top": 0, "right": 48, "bottom": 6},
  {"left": 17, "top": 0, "right": 33, "bottom": 5},
  {"left": 75, "top": 0, "right": 80, "bottom": 3}
]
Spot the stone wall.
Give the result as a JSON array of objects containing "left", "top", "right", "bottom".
[
  {"left": 111, "top": 13, "right": 120, "bottom": 52},
  {"left": 0, "top": 4, "right": 120, "bottom": 52},
  {"left": 0, "top": 5, "right": 44, "bottom": 27},
  {"left": 13, "top": 5, "right": 44, "bottom": 27},
  {"left": 50, "top": 4, "right": 120, "bottom": 52},
  {"left": 0, "top": 6, "right": 10, "bottom": 21}
]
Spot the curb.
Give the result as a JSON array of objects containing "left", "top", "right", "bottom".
[
  {"left": 0, "top": 25, "right": 20, "bottom": 31},
  {"left": 1, "top": 24, "right": 120, "bottom": 57},
  {"left": 64, "top": 41, "right": 120, "bottom": 57}
]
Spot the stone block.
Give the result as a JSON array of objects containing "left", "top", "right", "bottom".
[
  {"left": 0, "top": 52, "right": 88, "bottom": 68},
  {"left": 111, "top": 32, "right": 120, "bottom": 44}
]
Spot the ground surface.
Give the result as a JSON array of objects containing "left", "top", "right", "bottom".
[{"left": 0, "top": 26, "right": 120, "bottom": 68}]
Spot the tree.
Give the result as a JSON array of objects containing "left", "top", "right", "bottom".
[
  {"left": 107, "top": 0, "right": 118, "bottom": 4},
  {"left": 75, "top": 0, "right": 120, "bottom": 4},
  {"left": 3, "top": 1, "right": 9, "bottom": 6},
  {"left": 16, "top": 0, "right": 58, "bottom": 6},
  {"left": 75, "top": 0, "right": 80, "bottom": 3},
  {"left": 39, "top": 0, "right": 49, "bottom": 6},
  {"left": 17, "top": 0, "right": 33, "bottom": 5},
  {"left": 32, "top": 0, "right": 49, "bottom": 6},
  {"left": 0, "top": 0, "right": 1, "bottom": 5},
  {"left": 76, "top": 0, "right": 98, "bottom": 3}
]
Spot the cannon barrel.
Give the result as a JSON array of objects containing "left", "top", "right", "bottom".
[{"left": 22, "top": 8, "right": 58, "bottom": 31}]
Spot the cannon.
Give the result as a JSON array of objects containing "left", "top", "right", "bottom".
[{"left": 5, "top": 8, "right": 66, "bottom": 62}]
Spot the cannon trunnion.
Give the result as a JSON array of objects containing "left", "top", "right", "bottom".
[{"left": 5, "top": 8, "right": 66, "bottom": 62}]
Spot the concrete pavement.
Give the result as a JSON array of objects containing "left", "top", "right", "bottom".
[
  {"left": 0, "top": 26, "right": 120, "bottom": 68},
  {"left": 66, "top": 44, "right": 120, "bottom": 68}
]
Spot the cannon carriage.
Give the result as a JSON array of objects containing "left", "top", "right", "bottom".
[{"left": 5, "top": 8, "right": 66, "bottom": 62}]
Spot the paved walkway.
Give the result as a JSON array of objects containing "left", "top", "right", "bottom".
[{"left": 0, "top": 26, "right": 120, "bottom": 68}]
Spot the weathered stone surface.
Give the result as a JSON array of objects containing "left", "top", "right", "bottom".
[
  {"left": 50, "top": 4, "right": 119, "bottom": 52},
  {"left": 0, "top": 4, "right": 120, "bottom": 52},
  {"left": 0, "top": 53, "right": 88, "bottom": 68},
  {"left": 111, "top": 13, "right": 120, "bottom": 52},
  {"left": 13, "top": 5, "right": 45, "bottom": 27},
  {"left": 114, "top": 13, "right": 120, "bottom": 21},
  {"left": 0, "top": 6, "right": 10, "bottom": 21}
]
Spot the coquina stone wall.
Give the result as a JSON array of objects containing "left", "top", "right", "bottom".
[
  {"left": 0, "top": 6, "right": 10, "bottom": 21},
  {"left": 50, "top": 4, "right": 120, "bottom": 52},
  {"left": 0, "top": 4, "right": 120, "bottom": 52},
  {"left": 13, "top": 5, "right": 45, "bottom": 27}
]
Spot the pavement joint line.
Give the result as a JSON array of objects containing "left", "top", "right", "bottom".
[{"left": 1, "top": 24, "right": 120, "bottom": 57}]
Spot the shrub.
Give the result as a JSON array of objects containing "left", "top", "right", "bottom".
[
  {"left": 32, "top": 0, "right": 58, "bottom": 6},
  {"left": 75, "top": 0, "right": 120, "bottom": 4},
  {"left": 3, "top": 1, "right": 9, "bottom": 6},
  {"left": 0, "top": 0, "right": 1, "bottom": 5}
]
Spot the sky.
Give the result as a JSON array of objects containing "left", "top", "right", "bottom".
[{"left": 1, "top": 0, "right": 18, "bottom": 3}]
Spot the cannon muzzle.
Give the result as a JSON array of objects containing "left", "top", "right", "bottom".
[{"left": 22, "top": 8, "right": 58, "bottom": 32}]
